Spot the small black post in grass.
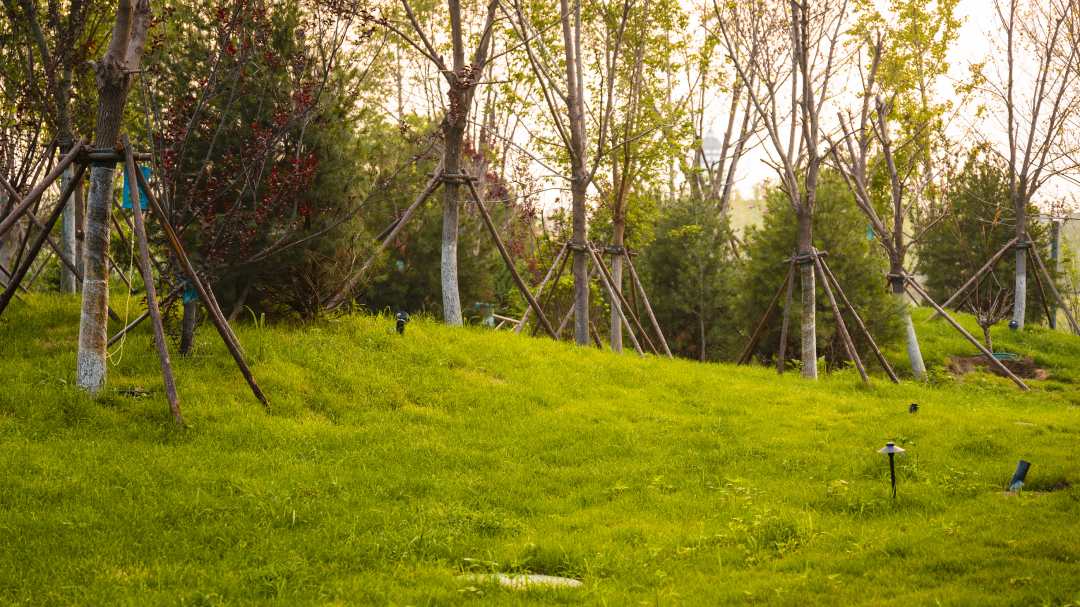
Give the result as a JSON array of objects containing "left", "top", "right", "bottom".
[
  {"left": 878, "top": 442, "right": 905, "bottom": 498},
  {"left": 396, "top": 311, "right": 410, "bottom": 335},
  {"left": 1008, "top": 460, "right": 1031, "bottom": 491},
  {"left": 909, "top": 403, "right": 919, "bottom": 414}
]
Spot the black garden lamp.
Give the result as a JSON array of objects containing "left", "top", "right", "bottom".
[
  {"left": 396, "top": 311, "right": 410, "bottom": 335},
  {"left": 877, "top": 441, "right": 906, "bottom": 498}
]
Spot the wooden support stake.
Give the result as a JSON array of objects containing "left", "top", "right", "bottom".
[
  {"left": 24, "top": 250, "right": 53, "bottom": 291},
  {"left": 590, "top": 321, "right": 604, "bottom": 349},
  {"left": 905, "top": 277, "right": 1030, "bottom": 390},
  {"left": 532, "top": 245, "right": 572, "bottom": 337},
  {"left": 587, "top": 243, "right": 657, "bottom": 355},
  {"left": 819, "top": 256, "right": 900, "bottom": 384},
  {"left": 777, "top": 255, "right": 796, "bottom": 374},
  {"left": 623, "top": 251, "right": 673, "bottom": 359},
  {"left": 1028, "top": 233, "right": 1080, "bottom": 335},
  {"left": 928, "top": 237, "right": 1019, "bottom": 321},
  {"left": 586, "top": 246, "right": 644, "bottom": 357},
  {"left": 0, "top": 162, "right": 88, "bottom": 316},
  {"left": 132, "top": 146, "right": 270, "bottom": 407},
  {"left": 518, "top": 241, "right": 569, "bottom": 334},
  {"left": 812, "top": 250, "right": 871, "bottom": 387},
  {"left": 326, "top": 172, "right": 443, "bottom": 311},
  {"left": 0, "top": 261, "right": 30, "bottom": 293},
  {"left": 465, "top": 178, "right": 558, "bottom": 339},
  {"left": 738, "top": 264, "right": 793, "bottom": 365},
  {"left": 556, "top": 263, "right": 600, "bottom": 338},
  {"left": 1029, "top": 250, "right": 1054, "bottom": 329},
  {"left": 124, "top": 137, "right": 183, "bottom": 428},
  {"left": 108, "top": 310, "right": 150, "bottom": 347},
  {"left": 0, "top": 137, "right": 88, "bottom": 240}
]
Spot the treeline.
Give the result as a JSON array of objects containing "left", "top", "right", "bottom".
[{"left": 1, "top": 0, "right": 1078, "bottom": 387}]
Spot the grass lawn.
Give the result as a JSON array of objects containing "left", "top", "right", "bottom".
[{"left": 2, "top": 294, "right": 1080, "bottom": 605}]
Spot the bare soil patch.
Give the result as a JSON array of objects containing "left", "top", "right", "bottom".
[{"left": 948, "top": 355, "right": 1049, "bottom": 380}]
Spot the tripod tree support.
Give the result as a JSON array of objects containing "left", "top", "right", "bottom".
[
  {"left": 738, "top": 263, "right": 794, "bottom": 365},
  {"left": 131, "top": 147, "right": 270, "bottom": 407},
  {"left": 777, "top": 255, "right": 797, "bottom": 374},
  {"left": 811, "top": 249, "right": 871, "bottom": 388},
  {"left": 123, "top": 136, "right": 183, "bottom": 428},
  {"left": 1027, "top": 232, "right": 1080, "bottom": 335},
  {"left": 587, "top": 243, "right": 658, "bottom": 355},
  {"left": 819, "top": 256, "right": 900, "bottom": 384},
  {"left": 517, "top": 241, "right": 569, "bottom": 334},
  {"left": 623, "top": 251, "right": 673, "bottom": 358},
  {"left": 465, "top": 177, "right": 559, "bottom": 340},
  {"left": 0, "top": 162, "right": 89, "bottom": 317},
  {"left": 556, "top": 263, "right": 601, "bottom": 339},
  {"left": 326, "top": 170, "right": 444, "bottom": 312},
  {"left": 587, "top": 244, "right": 645, "bottom": 357},
  {"left": 904, "top": 276, "right": 1030, "bottom": 391},
  {"left": 532, "top": 247, "right": 572, "bottom": 337},
  {"left": 928, "top": 237, "right": 1019, "bottom": 321},
  {"left": 0, "top": 137, "right": 88, "bottom": 241}
]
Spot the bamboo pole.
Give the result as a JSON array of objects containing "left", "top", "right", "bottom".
[
  {"left": 812, "top": 250, "right": 871, "bottom": 387},
  {"left": 1027, "top": 234, "right": 1080, "bottom": 335},
  {"left": 0, "top": 261, "right": 30, "bottom": 293},
  {"left": 517, "top": 241, "right": 569, "bottom": 334},
  {"left": 905, "top": 276, "right": 1030, "bottom": 390},
  {"left": 928, "top": 237, "right": 1019, "bottom": 321},
  {"left": 465, "top": 178, "right": 558, "bottom": 340},
  {"left": 108, "top": 311, "right": 150, "bottom": 347},
  {"left": 327, "top": 171, "right": 443, "bottom": 311},
  {"left": 123, "top": 137, "right": 183, "bottom": 428},
  {"left": 131, "top": 148, "right": 270, "bottom": 407},
  {"left": 0, "top": 163, "right": 88, "bottom": 316},
  {"left": 586, "top": 246, "right": 644, "bottom": 357},
  {"left": 819, "top": 256, "right": 900, "bottom": 384},
  {"left": 590, "top": 321, "right": 604, "bottom": 349},
  {"left": 532, "top": 246, "right": 572, "bottom": 337},
  {"left": 0, "top": 137, "right": 88, "bottom": 241},
  {"left": 623, "top": 251, "right": 673, "bottom": 359},
  {"left": 1029, "top": 251, "right": 1054, "bottom": 328},
  {"left": 737, "top": 264, "right": 793, "bottom": 365},
  {"left": 777, "top": 256, "right": 796, "bottom": 374},
  {"left": 587, "top": 243, "right": 657, "bottom": 355}
]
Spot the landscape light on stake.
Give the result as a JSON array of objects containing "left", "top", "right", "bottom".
[
  {"left": 395, "top": 311, "right": 409, "bottom": 335},
  {"left": 909, "top": 403, "right": 919, "bottom": 414},
  {"left": 1009, "top": 319, "right": 1019, "bottom": 331},
  {"left": 877, "top": 441, "right": 905, "bottom": 498},
  {"left": 1008, "top": 459, "right": 1031, "bottom": 491}
]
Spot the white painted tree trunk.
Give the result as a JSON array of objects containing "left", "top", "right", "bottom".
[
  {"left": 609, "top": 255, "right": 623, "bottom": 353},
  {"left": 1013, "top": 248, "right": 1027, "bottom": 329},
  {"left": 896, "top": 293, "right": 926, "bottom": 378},
  {"left": 799, "top": 263, "right": 817, "bottom": 380},
  {"left": 75, "top": 167, "right": 116, "bottom": 394}
]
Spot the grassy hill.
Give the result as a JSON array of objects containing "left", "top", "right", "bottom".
[{"left": 2, "top": 294, "right": 1080, "bottom": 605}]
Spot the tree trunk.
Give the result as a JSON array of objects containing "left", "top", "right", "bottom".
[
  {"left": 74, "top": 174, "right": 85, "bottom": 275},
  {"left": 441, "top": 123, "right": 464, "bottom": 326},
  {"left": 797, "top": 209, "right": 816, "bottom": 379},
  {"left": 983, "top": 325, "right": 993, "bottom": 352},
  {"left": 571, "top": 181, "right": 589, "bottom": 346},
  {"left": 179, "top": 299, "right": 197, "bottom": 355},
  {"left": 76, "top": 0, "right": 154, "bottom": 395},
  {"left": 59, "top": 163, "right": 77, "bottom": 294}
]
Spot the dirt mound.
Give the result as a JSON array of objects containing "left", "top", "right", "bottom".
[{"left": 948, "top": 356, "right": 1048, "bottom": 380}]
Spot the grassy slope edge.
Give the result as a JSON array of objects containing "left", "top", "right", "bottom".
[{"left": 1, "top": 294, "right": 1079, "bottom": 606}]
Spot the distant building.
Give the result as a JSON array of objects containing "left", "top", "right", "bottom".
[{"left": 699, "top": 129, "right": 722, "bottom": 169}]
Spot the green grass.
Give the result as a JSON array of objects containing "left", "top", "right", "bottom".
[{"left": 2, "top": 294, "right": 1080, "bottom": 606}]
